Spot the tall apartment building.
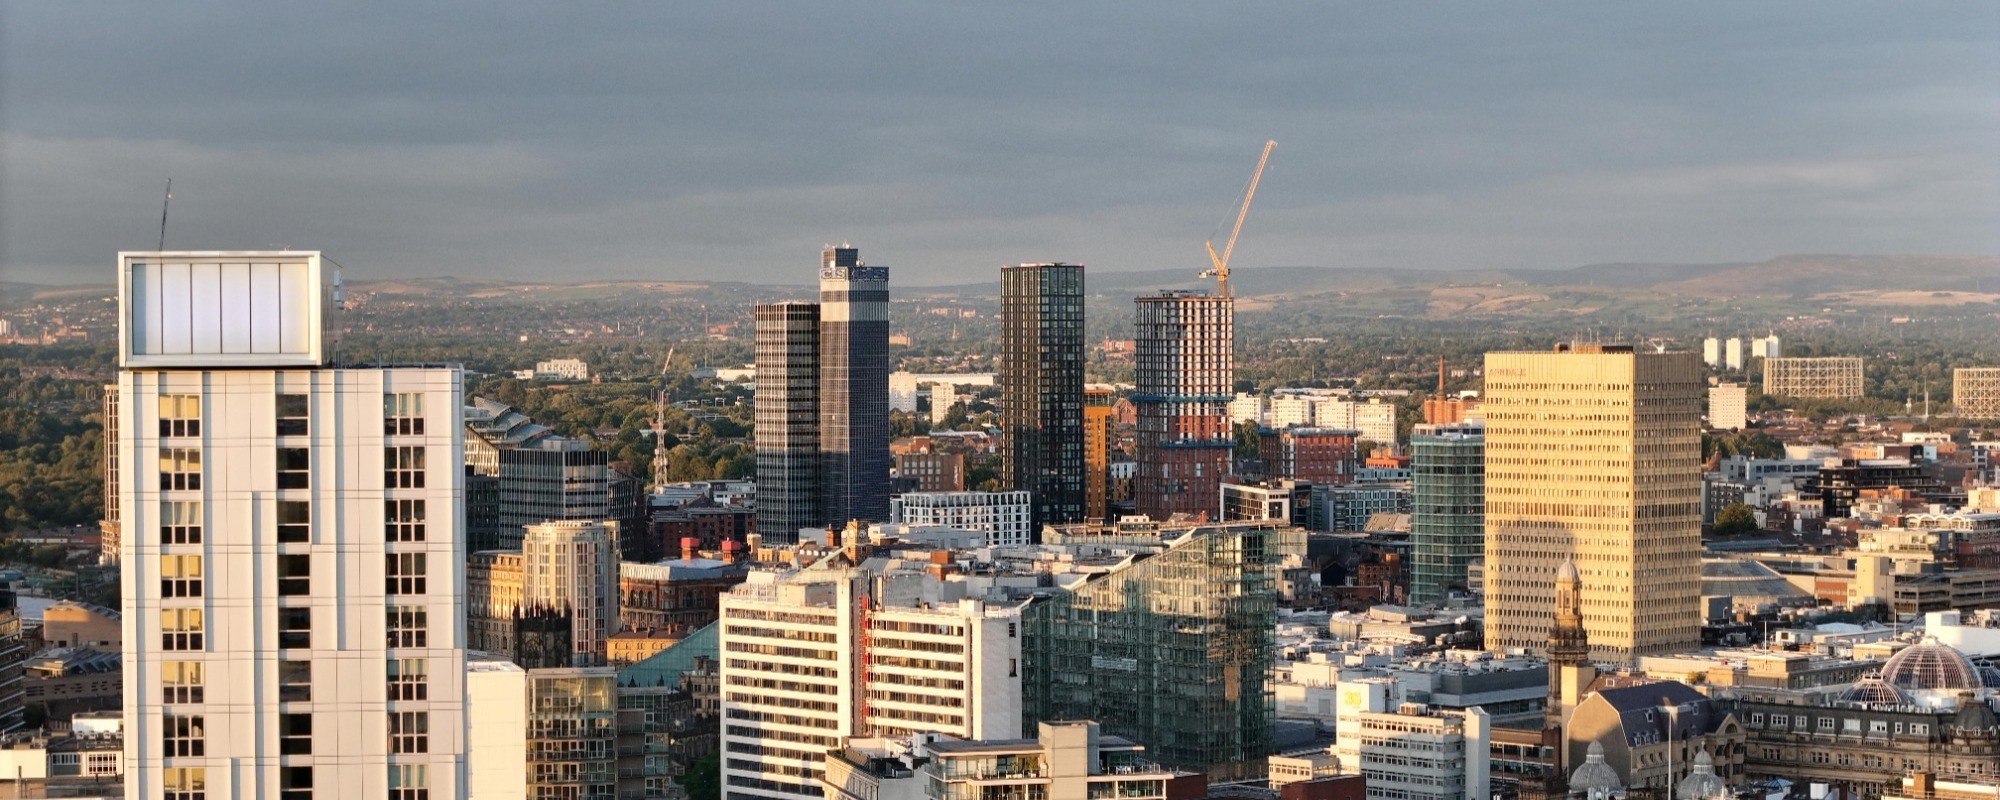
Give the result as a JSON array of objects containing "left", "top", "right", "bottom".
[
  {"left": 1956, "top": 368, "right": 2000, "bottom": 419},
  {"left": 522, "top": 521, "right": 619, "bottom": 667},
  {"left": 888, "top": 491, "right": 1034, "bottom": 547},
  {"left": 1084, "top": 388, "right": 1113, "bottom": 520},
  {"left": 116, "top": 253, "right": 466, "bottom": 799},
  {"left": 1482, "top": 344, "right": 1702, "bottom": 662},
  {"left": 1022, "top": 520, "right": 1303, "bottom": 780},
  {"left": 1133, "top": 291, "right": 1234, "bottom": 521},
  {"left": 1409, "top": 422, "right": 1484, "bottom": 605},
  {"left": 818, "top": 246, "right": 892, "bottom": 526},
  {"left": 1702, "top": 337, "right": 1721, "bottom": 369},
  {"left": 753, "top": 300, "right": 822, "bottom": 542},
  {"left": 1708, "top": 383, "right": 1748, "bottom": 430},
  {"left": 1763, "top": 356, "right": 1864, "bottom": 399},
  {"left": 1001, "top": 263, "right": 1086, "bottom": 530},
  {"left": 1313, "top": 399, "right": 1397, "bottom": 447},
  {"left": 718, "top": 569, "right": 1022, "bottom": 800}
]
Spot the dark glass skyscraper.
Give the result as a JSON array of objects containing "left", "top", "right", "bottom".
[
  {"left": 817, "top": 245, "right": 891, "bottom": 525},
  {"left": 1001, "top": 262, "right": 1085, "bottom": 532},
  {"left": 754, "top": 300, "right": 821, "bottom": 542},
  {"left": 1409, "top": 421, "right": 1484, "bottom": 604}
]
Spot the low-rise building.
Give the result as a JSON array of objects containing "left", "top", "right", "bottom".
[
  {"left": 823, "top": 721, "right": 1204, "bottom": 800},
  {"left": 889, "top": 490, "right": 1033, "bottom": 547}
]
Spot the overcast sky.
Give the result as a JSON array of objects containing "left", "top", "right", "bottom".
[{"left": 3, "top": 2, "right": 1997, "bottom": 286}]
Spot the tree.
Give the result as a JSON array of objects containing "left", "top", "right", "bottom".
[
  {"left": 1713, "top": 503, "right": 1759, "bottom": 536},
  {"left": 681, "top": 756, "right": 720, "bottom": 800}
]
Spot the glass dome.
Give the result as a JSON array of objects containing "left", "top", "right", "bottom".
[
  {"left": 1838, "top": 673, "right": 1909, "bottom": 707},
  {"left": 1882, "top": 642, "right": 1985, "bottom": 692}
]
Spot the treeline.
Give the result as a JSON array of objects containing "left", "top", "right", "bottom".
[{"left": 0, "top": 347, "right": 108, "bottom": 534}]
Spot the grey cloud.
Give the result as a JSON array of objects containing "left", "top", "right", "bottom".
[{"left": 2, "top": 1, "right": 1996, "bottom": 284}]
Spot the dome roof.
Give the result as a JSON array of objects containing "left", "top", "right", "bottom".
[
  {"left": 1837, "top": 673, "right": 1909, "bottom": 707},
  {"left": 1570, "top": 740, "right": 1624, "bottom": 793},
  {"left": 1675, "top": 750, "right": 1728, "bottom": 800},
  {"left": 1882, "top": 642, "right": 1985, "bottom": 693}
]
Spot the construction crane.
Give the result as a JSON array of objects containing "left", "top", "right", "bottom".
[{"left": 1200, "top": 139, "right": 1275, "bottom": 297}]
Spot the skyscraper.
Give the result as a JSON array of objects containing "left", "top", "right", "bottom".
[
  {"left": 818, "top": 245, "right": 891, "bottom": 526},
  {"left": 1409, "top": 421, "right": 1483, "bottom": 605},
  {"left": 1482, "top": 343, "right": 1702, "bottom": 662},
  {"left": 1133, "top": 290, "right": 1234, "bottom": 520},
  {"left": 117, "top": 252, "right": 466, "bottom": 798},
  {"left": 1001, "top": 262, "right": 1085, "bottom": 531},
  {"left": 753, "top": 300, "right": 821, "bottom": 542}
]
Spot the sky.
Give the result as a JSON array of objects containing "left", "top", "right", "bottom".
[{"left": 3, "top": 2, "right": 1998, "bottom": 286}]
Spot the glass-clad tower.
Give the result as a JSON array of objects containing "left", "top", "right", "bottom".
[
  {"left": 1001, "top": 262, "right": 1085, "bottom": 532},
  {"left": 1409, "top": 422, "right": 1484, "bottom": 604}
]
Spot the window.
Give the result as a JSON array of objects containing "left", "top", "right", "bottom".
[
  {"left": 277, "top": 394, "right": 309, "bottom": 436},
  {"left": 162, "top": 500, "right": 202, "bottom": 544},
  {"left": 1750, "top": 713, "right": 1764, "bottom": 727},
  {"left": 162, "top": 661, "right": 204, "bottom": 704},
  {"left": 277, "top": 554, "right": 311, "bottom": 596},
  {"left": 386, "top": 446, "right": 426, "bottom": 489},
  {"left": 163, "top": 713, "right": 205, "bottom": 757},
  {"left": 160, "top": 448, "right": 202, "bottom": 491},
  {"left": 385, "top": 393, "right": 425, "bottom": 436},
  {"left": 159, "top": 395, "right": 201, "bottom": 437},
  {"left": 164, "top": 767, "right": 206, "bottom": 800},
  {"left": 277, "top": 500, "right": 311, "bottom": 543},
  {"left": 277, "top": 447, "right": 311, "bottom": 489},
  {"left": 280, "top": 660, "right": 312, "bottom": 702},
  {"left": 1810, "top": 751, "right": 1830, "bottom": 764},
  {"left": 279, "top": 607, "right": 312, "bottom": 650},
  {"left": 390, "top": 711, "right": 428, "bottom": 754},
  {"left": 161, "top": 555, "right": 203, "bottom": 597},
  {"left": 388, "top": 658, "right": 428, "bottom": 701},
  {"left": 280, "top": 713, "right": 312, "bottom": 755},
  {"left": 1818, "top": 717, "right": 1835, "bottom": 731},
  {"left": 389, "top": 765, "right": 428, "bottom": 800},
  {"left": 163, "top": 608, "right": 204, "bottom": 651},
  {"left": 387, "top": 499, "right": 426, "bottom": 543},
  {"left": 281, "top": 766, "right": 313, "bottom": 800},
  {"left": 387, "top": 605, "right": 427, "bottom": 648},
  {"left": 387, "top": 553, "right": 426, "bottom": 595}
]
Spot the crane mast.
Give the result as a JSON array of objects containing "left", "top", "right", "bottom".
[{"left": 1201, "top": 140, "right": 1275, "bottom": 297}]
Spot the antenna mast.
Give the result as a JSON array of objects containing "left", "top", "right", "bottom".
[{"left": 157, "top": 179, "right": 173, "bottom": 252}]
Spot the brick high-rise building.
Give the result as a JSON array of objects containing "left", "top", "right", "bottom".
[
  {"left": 1002, "top": 263, "right": 1086, "bottom": 532},
  {"left": 1133, "top": 291, "right": 1234, "bottom": 520},
  {"left": 1482, "top": 343, "right": 1702, "bottom": 663},
  {"left": 1259, "top": 427, "right": 1358, "bottom": 486},
  {"left": 1083, "top": 388, "right": 1113, "bottom": 520}
]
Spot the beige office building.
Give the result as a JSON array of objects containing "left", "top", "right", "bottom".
[
  {"left": 1482, "top": 344, "right": 1703, "bottom": 663},
  {"left": 1763, "top": 356, "right": 1864, "bottom": 399},
  {"left": 1955, "top": 368, "right": 2000, "bottom": 419}
]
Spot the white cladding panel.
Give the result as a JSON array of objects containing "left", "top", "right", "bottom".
[{"left": 120, "top": 252, "right": 322, "bottom": 367}]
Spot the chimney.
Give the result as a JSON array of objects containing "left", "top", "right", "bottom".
[
  {"left": 721, "top": 538, "right": 743, "bottom": 564},
  {"left": 680, "top": 537, "right": 698, "bottom": 561}
]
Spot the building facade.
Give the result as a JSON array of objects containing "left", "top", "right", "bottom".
[
  {"left": 819, "top": 246, "right": 892, "bottom": 526},
  {"left": 1133, "top": 291, "right": 1234, "bottom": 521},
  {"left": 1021, "top": 520, "right": 1304, "bottom": 780},
  {"left": 1764, "top": 356, "right": 1865, "bottom": 399},
  {"left": 1262, "top": 428, "right": 1358, "bottom": 487},
  {"left": 523, "top": 520, "right": 620, "bottom": 667},
  {"left": 1409, "top": 423, "right": 1484, "bottom": 605},
  {"left": 1709, "top": 384, "right": 1748, "bottom": 431},
  {"left": 1001, "top": 263, "right": 1086, "bottom": 530},
  {"left": 718, "top": 569, "right": 1022, "bottom": 800},
  {"left": 1483, "top": 344, "right": 1703, "bottom": 662},
  {"left": 116, "top": 253, "right": 466, "bottom": 799},
  {"left": 888, "top": 491, "right": 1034, "bottom": 547},
  {"left": 1084, "top": 388, "right": 1114, "bottom": 520},
  {"left": 1956, "top": 368, "right": 2000, "bottom": 419},
  {"left": 754, "top": 300, "right": 822, "bottom": 543}
]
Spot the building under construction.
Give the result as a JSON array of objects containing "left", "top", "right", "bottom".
[
  {"left": 1020, "top": 519, "right": 1304, "bottom": 781},
  {"left": 1132, "top": 290, "right": 1234, "bottom": 520}
]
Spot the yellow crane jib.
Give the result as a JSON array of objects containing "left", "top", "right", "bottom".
[{"left": 1200, "top": 139, "right": 1275, "bottom": 298}]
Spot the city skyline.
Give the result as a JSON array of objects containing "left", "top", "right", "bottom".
[{"left": 6, "top": 4, "right": 2000, "bottom": 285}]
